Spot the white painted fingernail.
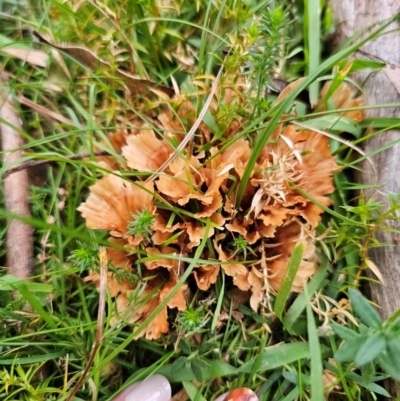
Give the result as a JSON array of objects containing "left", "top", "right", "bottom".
[
  {"left": 125, "top": 374, "right": 171, "bottom": 401},
  {"left": 214, "top": 392, "right": 229, "bottom": 401}
]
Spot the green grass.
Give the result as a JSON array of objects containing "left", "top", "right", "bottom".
[{"left": 1, "top": 1, "right": 400, "bottom": 400}]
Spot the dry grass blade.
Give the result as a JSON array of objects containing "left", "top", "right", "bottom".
[
  {"left": 19, "top": 96, "right": 76, "bottom": 126},
  {"left": 0, "top": 79, "right": 34, "bottom": 280},
  {"left": 66, "top": 247, "right": 107, "bottom": 401},
  {"left": 145, "top": 64, "right": 224, "bottom": 183},
  {"left": 0, "top": 47, "right": 49, "bottom": 67},
  {"left": 292, "top": 121, "right": 376, "bottom": 172},
  {"left": 32, "top": 31, "right": 174, "bottom": 97}
]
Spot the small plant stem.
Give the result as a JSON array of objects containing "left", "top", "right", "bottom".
[{"left": 66, "top": 247, "right": 107, "bottom": 401}]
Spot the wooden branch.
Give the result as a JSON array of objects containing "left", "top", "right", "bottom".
[
  {"left": 329, "top": 1, "right": 400, "bottom": 396},
  {"left": 1, "top": 81, "right": 34, "bottom": 280}
]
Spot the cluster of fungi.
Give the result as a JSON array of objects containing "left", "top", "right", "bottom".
[{"left": 78, "top": 78, "right": 363, "bottom": 339}]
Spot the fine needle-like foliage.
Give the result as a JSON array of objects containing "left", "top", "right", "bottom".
[{"left": 1, "top": 1, "right": 400, "bottom": 400}]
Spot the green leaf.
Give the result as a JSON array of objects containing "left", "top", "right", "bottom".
[
  {"left": 190, "top": 361, "right": 203, "bottom": 381},
  {"left": 0, "top": 275, "right": 57, "bottom": 329},
  {"left": 334, "top": 336, "right": 368, "bottom": 363},
  {"left": 170, "top": 357, "right": 187, "bottom": 375},
  {"left": 305, "top": 285, "right": 324, "bottom": 401},
  {"left": 199, "top": 341, "right": 219, "bottom": 354},
  {"left": 283, "top": 258, "right": 329, "bottom": 331},
  {"left": 360, "top": 361, "right": 375, "bottom": 383},
  {"left": 386, "top": 336, "right": 400, "bottom": 368},
  {"left": 302, "top": 115, "right": 362, "bottom": 138},
  {"left": 283, "top": 371, "right": 311, "bottom": 386},
  {"left": 349, "top": 289, "right": 382, "bottom": 328},
  {"left": 0, "top": 275, "right": 53, "bottom": 293},
  {"left": 318, "top": 60, "right": 353, "bottom": 108},
  {"left": 376, "top": 351, "right": 400, "bottom": 381},
  {"left": 304, "top": 0, "right": 320, "bottom": 106},
  {"left": 345, "top": 370, "right": 391, "bottom": 397},
  {"left": 237, "top": 342, "right": 310, "bottom": 373},
  {"left": 337, "top": 58, "right": 385, "bottom": 72},
  {"left": 178, "top": 339, "right": 192, "bottom": 355},
  {"left": 355, "top": 332, "right": 386, "bottom": 366},
  {"left": 274, "top": 242, "right": 306, "bottom": 321},
  {"left": 330, "top": 321, "right": 360, "bottom": 342},
  {"left": 191, "top": 358, "right": 210, "bottom": 370},
  {"left": 182, "top": 381, "right": 207, "bottom": 401},
  {"left": 158, "top": 342, "right": 310, "bottom": 383}
]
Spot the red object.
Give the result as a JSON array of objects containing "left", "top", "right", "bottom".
[{"left": 223, "top": 388, "right": 259, "bottom": 401}]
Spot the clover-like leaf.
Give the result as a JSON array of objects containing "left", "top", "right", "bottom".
[
  {"left": 355, "top": 332, "right": 386, "bottom": 366},
  {"left": 349, "top": 289, "right": 382, "bottom": 329},
  {"left": 334, "top": 335, "right": 368, "bottom": 363}
]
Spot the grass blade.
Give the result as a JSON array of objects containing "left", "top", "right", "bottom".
[
  {"left": 304, "top": 0, "right": 320, "bottom": 107},
  {"left": 274, "top": 242, "right": 306, "bottom": 321},
  {"left": 304, "top": 285, "right": 324, "bottom": 401}
]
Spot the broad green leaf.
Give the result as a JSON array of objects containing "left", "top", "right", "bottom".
[
  {"left": 334, "top": 336, "right": 368, "bottom": 363},
  {"left": 331, "top": 321, "right": 360, "bottom": 342},
  {"left": 199, "top": 341, "right": 219, "bottom": 354},
  {"left": 376, "top": 351, "right": 400, "bottom": 381},
  {"left": 237, "top": 342, "right": 310, "bottom": 373},
  {"left": 178, "top": 339, "right": 191, "bottom": 355},
  {"left": 191, "top": 358, "right": 210, "bottom": 369},
  {"left": 190, "top": 361, "right": 203, "bottom": 381},
  {"left": 355, "top": 332, "right": 386, "bottom": 366},
  {"left": 302, "top": 115, "right": 362, "bottom": 137},
  {"left": 360, "top": 361, "right": 375, "bottom": 383},
  {"left": 274, "top": 242, "right": 306, "bottom": 321},
  {"left": 386, "top": 337, "right": 400, "bottom": 368},
  {"left": 345, "top": 370, "right": 391, "bottom": 397},
  {"left": 349, "top": 289, "right": 382, "bottom": 329},
  {"left": 283, "top": 371, "right": 311, "bottom": 386},
  {"left": 170, "top": 357, "right": 187, "bottom": 375}
]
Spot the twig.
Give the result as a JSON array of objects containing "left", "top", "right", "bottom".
[
  {"left": 66, "top": 247, "right": 107, "bottom": 401},
  {"left": 145, "top": 64, "right": 225, "bottom": 183},
  {"left": 3, "top": 150, "right": 112, "bottom": 178},
  {"left": 0, "top": 81, "right": 34, "bottom": 280}
]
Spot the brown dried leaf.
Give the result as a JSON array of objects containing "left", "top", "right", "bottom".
[
  {"left": 275, "top": 78, "right": 306, "bottom": 104},
  {"left": 1, "top": 47, "right": 49, "bottom": 67},
  {"left": 33, "top": 31, "right": 174, "bottom": 97}
]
